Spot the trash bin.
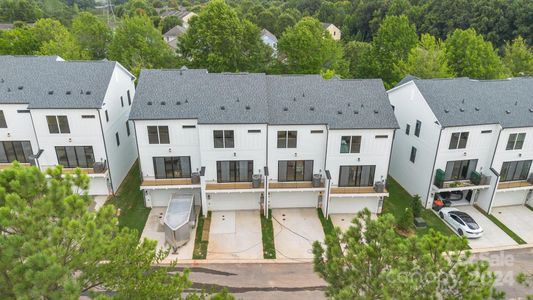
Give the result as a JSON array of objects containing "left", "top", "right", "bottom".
[
  {"left": 374, "top": 182, "right": 385, "bottom": 193},
  {"left": 312, "top": 174, "right": 322, "bottom": 187},
  {"left": 191, "top": 172, "right": 200, "bottom": 184},
  {"left": 252, "top": 174, "right": 262, "bottom": 188}
]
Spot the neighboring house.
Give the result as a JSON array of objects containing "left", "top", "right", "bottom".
[
  {"left": 260, "top": 28, "right": 277, "bottom": 51},
  {"left": 163, "top": 25, "right": 187, "bottom": 49},
  {"left": 157, "top": 6, "right": 198, "bottom": 28},
  {"left": 388, "top": 76, "right": 533, "bottom": 214},
  {"left": 0, "top": 24, "right": 14, "bottom": 31},
  {"left": 0, "top": 55, "right": 137, "bottom": 197},
  {"left": 130, "top": 69, "right": 398, "bottom": 217},
  {"left": 322, "top": 23, "right": 341, "bottom": 41}
]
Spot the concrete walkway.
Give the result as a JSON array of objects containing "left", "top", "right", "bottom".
[
  {"left": 492, "top": 206, "right": 533, "bottom": 243},
  {"left": 330, "top": 213, "right": 377, "bottom": 232}
]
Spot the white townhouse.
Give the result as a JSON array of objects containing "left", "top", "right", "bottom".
[
  {"left": 388, "top": 76, "right": 533, "bottom": 213},
  {"left": 0, "top": 55, "right": 137, "bottom": 197},
  {"left": 130, "top": 69, "right": 398, "bottom": 217}
]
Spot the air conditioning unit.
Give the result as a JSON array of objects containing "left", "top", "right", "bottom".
[
  {"left": 312, "top": 174, "right": 322, "bottom": 187},
  {"left": 191, "top": 172, "right": 200, "bottom": 184},
  {"left": 93, "top": 161, "right": 107, "bottom": 173},
  {"left": 374, "top": 182, "right": 385, "bottom": 193},
  {"left": 252, "top": 174, "right": 262, "bottom": 188}
]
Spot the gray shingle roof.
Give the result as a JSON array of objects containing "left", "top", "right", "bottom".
[
  {"left": 164, "top": 25, "right": 187, "bottom": 37},
  {"left": 260, "top": 29, "right": 277, "bottom": 42},
  {"left": 130, "top": 69, "right": 398, "bottom": 129},
  {"left": 0, "top": 55, "right": 118, "bottom": 109},
  {"left": 400, "top": 77, "right": 533, "bottom": 128}
]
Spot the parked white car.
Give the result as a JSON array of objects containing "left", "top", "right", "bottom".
[{"left": 438, "top": 207, "right": 484, "bottom": 238}]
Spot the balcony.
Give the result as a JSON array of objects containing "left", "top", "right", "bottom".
[
  {"left": 0, "top": 162, "right": 31, "bottom": 170},
  {"left": 497, "top": 180, "right": 533, "bottom": 190},
  {"left": 330, "top": 186, "right": 388, "bottom": 194},
  {"left": 205, "top": 182, "right": 264, "bottom": 190},
  {"left": 269, "top": 181, "right": 324, "bottom": 189},
  {"left": 433, "top": 169, "right": 490, "bottom": 190},
  {"left": 141, "top": 178, "right": 198, "bottom": 187},
  {"left": 63, "top": 168, "right": 106, "bottom": 175}
]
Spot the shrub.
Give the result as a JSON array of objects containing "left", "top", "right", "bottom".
[
  {"left": 397, "top": 207, "right": 414, "bottom": 232},
  {"left": 411, "top": 195, "right": 423, "bottom": 218}
]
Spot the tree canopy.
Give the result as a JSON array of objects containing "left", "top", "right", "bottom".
[{"left": 399, "top": 33, "right": 452, "bottom": 79}]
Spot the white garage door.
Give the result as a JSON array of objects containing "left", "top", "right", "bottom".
[
  {"left": 493, "top": 190, "right": 528, "bottom": 207},
  {"left": 328, "top": 196, "right": 379, "bottom": 214},
  {"left": 269, "top": 191, "right": 319, "bottom": 208},
  {"left": 207, "top": 192, "right": 261, "bottom": 211},
  {"left": 146, "top": 189, "right": 201, "bottom": 207}
]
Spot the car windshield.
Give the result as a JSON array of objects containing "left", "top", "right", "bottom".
[{"left": 454, "top": 212, "right": 479, "bottom": 230}]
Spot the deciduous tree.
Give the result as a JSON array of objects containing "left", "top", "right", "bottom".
[
  {"left": 399, "top": 33, "right": 452, "bottom": 78},
  {"left": 71, "top": 12, "right": 112, "bottom": 59},
  {"left": 502, "top": 36, "right": 533, "bottom": 77}
]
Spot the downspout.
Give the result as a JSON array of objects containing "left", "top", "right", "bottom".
[
  {"left": 382, "top": 129, "right": 396, "bottom": 213},
  {"left": 425, "top": 127, "right": 443, "bottom": 208},
  {"left": 486, "top": 127, "right": 503, "bottom": 213},
  {"left": 97, "top": 109, "right": 114, "bottom": 196},
  {"left": 323, "top": 125, "right": 330, "bottom": 216},
  {"left": 264, "top": 124, "right": 269, "bottom": 218},
  {"left": 132, "top": 120, "right": 142, "bottom": 181},
  {"left": 28, "top": 110, "right": 41, "bottom": 169}
]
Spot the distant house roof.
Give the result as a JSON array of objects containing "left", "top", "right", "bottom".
[
  {"left": 0, "top": 23, "right": 13, "bottom": 30},
  {"left": 395, "top": 76, "right": 533, "bottom": 128},
  {"left": 157, "top": 6, "right": 195, "bottom": 20},
  {"left": 322, "top": 22, "right": 332, "bottom": 29},
  {"left": 260, "top": 29, "right": 277, "bottom": 42},
  {"left": 0, "top": 55, "right": 131, "bottom": 109},
  {"left": 164, "top": 25, "right": 187, "bottom": 38},
  {"left": 130, "top": 69, "right": 398, "bottom": 129}
]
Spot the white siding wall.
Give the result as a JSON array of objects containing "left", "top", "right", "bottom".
[
  {"left": 134, "top": 119, "right": 201, "bottom": 178},
  {"left": 100, "top": 65, "right": 137, "bottom": 192},
  {"left": 267, "top": 125, "right": 327, "bottom": 180},
  {"left": 0, "top": 104, "right": 39, "bottom": 161},
  {"left": 388, "top": 83, "right": 441, "bottom": 204},
  {"left": 199, "top": 124, "right": 267, "bottom": 182}
]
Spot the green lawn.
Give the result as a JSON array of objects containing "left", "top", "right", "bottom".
[
  {"left": 383, "top": 177, "right": 455, "bottom": 236},
  {"left": 260, "top": 210, "right": 276, "bottom": 259},
  {"left": 106, "top": 161, "right": 150, "bottom": 239},
  {"left": 193, "top": 211, "right": 210, "bottom": 259},
  {"left": 317, "top": 208, "right": 335, "bottom": 236}
]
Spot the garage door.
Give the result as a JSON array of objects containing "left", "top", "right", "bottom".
[
  {"left": 328, "top": 196, "right": 380, "bottom": 214},
  {"left": 269, "top": 191, "right": 319, "bottom": 208},
  {"left": 207, "top": 192, "right": 261, "bottom": 211},
  {"left": 493, "top": 190, "right": 528, "bottom": 207},
  {"left": 146, "top": 189, "right": 201, "bottom": 207}
]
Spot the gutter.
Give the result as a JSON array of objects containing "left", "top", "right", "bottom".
[
  {"left": 97, "top": 109, "right": 114, "bottom": 196},
  {"left": 425, "top": 128, "right": 443, "bottom": 208}
]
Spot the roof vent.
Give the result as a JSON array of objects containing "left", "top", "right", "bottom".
[
  {"left": 66, "top": 91, "right": 71, "bottom": 95},
  {"left": 515, "top": 101, "right": 518, "bottom": 106},
  {"left": 283, "top": 107, "right": 288, "bottom": 112},
  {"left": 80, "top": 90, "right": 84, "bottom": 94},
  {"left": 459, "top": 108, "right": 464, "bottom": 112},
  {"left": 506, "top": 110, "right": 511, "bottom": 114},
  {"left": 475, "top": 107, "right": 480, "bottom": 111},
  {"left": 85, "top": 91, "right": 91, "bottom": 95},
  {"left": 302, "top": 92, "right": 305, "bottom": 97},
  {"left": 337, "top": 110, "right": 343, "bottom": 115},
  {"left": 220, "top": 106, "right": 225, "bottom": 110},
  {"left": 361, "top": 104, "right": 364, "bottom": 108},
  {"left": 461, "top": 99, "right": 465, "bottom": 104},
  {"left": 7, "top": 88, "right": 10, "bottom": 92},
  {"left": 245, "top": 105, "right": 250, "bottom": 110},
  {"left": 161, "top": 101, "right": 166, "bottom": 105},
  {"left": 236, "top": 97, "right": 239, "bottom": 102},
  {"left": 347, "top": 103, "right": 351, "bottom": 107},
  {"left": 444, "top": 109, "right": 449, "bottom": 113},
  {"left": 529, "top": 108, "right": 533, "bottom": 113},
  {"left": 48, "top": 91, "right": 54, "bottom": 95},
  {"left": 0, "top": 78, "right": 3, "bottom": 83},
  {"left": 147, "top": 101, "right": 152, "bottom": 105},
  {"left": 354, "top": 110, "right": 359, "bottom": 114},
  {"left": 17, "top": 86, "right": 23, "bottom": 90},
  {"left": 185, "top": 99, "right": 189, "bottom": 104},
  {"left": 176, "top": 101, "right": 181, "bottom": 105},
  {"left": 310, "top": 106, "right": 315, "bottom": 111},
  {"left": 293, "top": 97, "right": 297, "bottom": 102},
  {"left": 373, "top": 110, "right": 378, "bottom": 114}
]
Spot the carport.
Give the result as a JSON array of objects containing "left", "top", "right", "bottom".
[{"left": 492, "top": 206, "right": 533, "bottom": 243}]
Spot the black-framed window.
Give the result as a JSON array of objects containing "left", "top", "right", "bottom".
[
  {"left": 115, "top": 132, "right": 120, "bottom": 146},
  {"left": 410, "top": 147, "right": 417, "bottom": 163},
  {"left": 147, "top": 126, "right": 169, "bottom": 144},
  {"left": 126, "top": 121, "right": 130, "bottom": 136},
  {"left": 105, "top": 110, "right": 109, "bottom": 122},
  {"left": 153, "top": 156, "right": 191, "bottom": 179},
  {"left": 414, "top": 120, "right": 421, "bottom": 137},
  {"left": 120, "top": 96, "right": 124, "bottom": 107},
  {"left": 500, "top": 160, "right": 532, "bottom": 182},
  {"left": 0, "top": 141, "right": 33, "bottom": 163},
  {"left": 405, "top": 124, "right": 410, "bottom": 135},
  {"left": 55, "top": 146, "right": 95, "bottom": 168},
  {"left": 216, "top": 160, "right": 253, "bottom": 182},
  {"left": 278, "top": 160, "right": 313, "bottom": 181},
  {"left": 213, "top": 130, "right": 234, "bottom": 148},
  {"left": 506, "top": 133, "right": 526, "bottom": 150},
  {"left": 444, "top": 159, "right": 478, "bottom": 181},
  {"left": 277, "top": 131, "right": 297, "bottom": 148},
  {"left": 127, "top": 90, "right": 131, "bottom": 106},
  {"left": 449, "top": 132, "right": 469, "bottom": 149},
  {"left": 340, "top": 136, "right": 361, "bottom": 153},
  {"left": 338, "top": 165, "right": 375, "bottom": 187},
  {"left": 0, "top": 110, "right": 7, "bottom": 128},
  {"left": 47, "top": 115, "right": 70, "bottom": 134}
]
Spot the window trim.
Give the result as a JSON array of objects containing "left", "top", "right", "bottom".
[
  {"left": 449, "top": 132, "right": 469, "bottom": 150},
  {"left": 126, "top": 121, "right": 130, "bottom": 136},
  {"left": 55, "top": 146, "right": 95, "bottom": 168},
  {"left": 120, "top": 96, "right": 124, "bottom": 107},
  {"left": 153, "top": 156, "right": 192, "bottom": 179},
  {"left": 216, "top": 160, "right": 253, "bottom": 182},
  {"left": 340, "top": 136, "right": 361, "bottom": 153},
  {"left": 105, "top": 110, "right": 109, "bottom": 122},
  {"left": 414, "top": 120, "right": 421, "bottom": 137},
  {"left": 127, "top": 90, "right": 132, "bottom": 106},
  {"left": 147, "top": 126, "right": 170, "bottom": 144},
  {"left": 500, "top": 160, "right": 532, "bottom": 182},
  {"left": 338, "top": 165, "right": 376, "bottom": 187},
  {"left": 277, "top": 130, "right": 297, "bottom": 148},
  {"left": 277, "top": 160, "right": 314, "bottom": 182},
  {"left": 0, "top": 140, "right": 33, "bottom": 163},
  {"left": 115, "top": 132, "right": 120, "bottom": 146},
  {"left": 47, "top": 115, "right": 70, "bottom": 134},
  {"left": 410, "top": 147, "right": 417, "bottom": 163},
  {"left": 213, "top": 130, "right": 235, "bottom": 148},
  {"left": 506, "top": 133, "right": 526, "bottom": 150}
]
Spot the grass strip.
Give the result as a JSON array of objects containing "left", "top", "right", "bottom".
[
  {"left": 260, "top": 210, "right": 276, "bottom": 259},
  {"left": 317, "top": 208, "right": 335, "bottom": 237},
  {"left": 193, "top": 211, "right": 210, "bottom": 259}
]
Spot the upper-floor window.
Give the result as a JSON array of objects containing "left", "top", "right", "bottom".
[
  {"left": 444, "top": 159, "right": 478, "bottom": 181},
  {"left": 410, "top": 147, "right": 417, "bottom": 163},
  {"left": 153, "top": 156, "right": 191, "bottom": 179},
  {"left": 506, "top": 133, "right": 526, "bottom": 150},
  {"left": 339, "top": 165, "right": 375, "bottom": 187},
  {"left": 120, "top": 96, "right": 124, "bottom": 107},
  {"left": 105, "top": 110, "right": 109, "bottom": 122},
  {"left": 55, "top": 146, "right": 95, "bottom": 168},
  {"left": 115, "top": 132, "right": 120, "bottom": 146},
  {"left": 126, "top": 121, "right": 130, "bottom": 136},
  {"left": 277, "top": 131, "right": 297, "bottom": 148},
  {"left": 148, "top": 126, "right": 169, "bottom": 144},
  {"left": 449, "top": 132, "right": 469, "bottom": 149},
  {"left": 213, "top": 130, "right": 234, "bottom": 148},
  {"left": 414, "top": 120, "right": 421, "bottom": 137},
  {"left": 405, "top": 124, "right": 410, "bottom": 135},
  {"left": 0, "top": 110, "right": 7, "bottom": 128},
  {"left": 217, "top": 160, "right": 253, "bottom": 182},
  {"left": 127, "top": 90, "right": 132, "bottom": 106},
  {"left": 340, "top": 136, "right": 361, "bottom": 153},
  {"left": 47, "top": 116, "right": 70, "bottom": 134},
  {"left": 0, "top": 141, "right": 33, "bottom": 163},
  {"left": 500, "top": 160, "right": 532, "bottom": 182},
  {"left": 278, "top": 160, "right": 313, "bottom": 181}
]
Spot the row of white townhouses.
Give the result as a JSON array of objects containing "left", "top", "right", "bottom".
[
  {"left": 0, "top": 56, "right": 137, "bottom": 199},
  {"left": 1, "top": 55, "right": 532, "bottom": 218},
  {"left": 129, "top": 69, "right": 398, "bottom": 217}
]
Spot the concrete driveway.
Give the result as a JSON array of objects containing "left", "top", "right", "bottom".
[
  {"left": 272, "top": 208, "right": 325, "bottom": 260},
  {"left": 452, "top": 206, "right": 517, "bottom": 249},
  {"left": 207, "top": 210, "right": 263, "bottom": 260},
  {"left": 492, "top": 206, "right": 533, "bottom": 243},
  {"left": 330, "top": 213, "right": 377, "bottom": 232}
]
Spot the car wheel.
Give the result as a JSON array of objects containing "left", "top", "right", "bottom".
[
  {"left": 457, "top": 229, "right": 463, "bottom": 236},
  {"left": 439, "top": 212, "right": 444, "bottom": 219}
]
